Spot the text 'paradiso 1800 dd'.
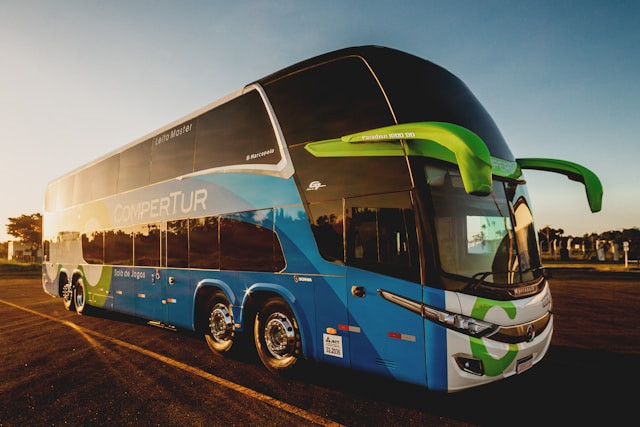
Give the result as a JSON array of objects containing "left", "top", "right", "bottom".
[{"left": 43, "top": 46, "right": 602, "bottom": 392}]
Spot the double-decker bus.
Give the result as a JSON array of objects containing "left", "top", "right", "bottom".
[{"left": 42, "top": 46, "right": 602, "bottom": 392}]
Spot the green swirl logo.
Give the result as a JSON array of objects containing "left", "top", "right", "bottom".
[{"left": 470, "top": 298, "right": 518, "bottom": 376}]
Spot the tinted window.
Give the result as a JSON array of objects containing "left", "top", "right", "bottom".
[
  {"left": 118, "top": 140, "right": 151, "bottom": 192},
  {"left": 50, "top": 176, "right": 74, "bottom": 212},
  {"left": 166, "top": 219, "right": 189, "bottom": 268},
  {"left": 264, "top": 56, "right": 394, "bottom": 146},
  {"left": 134, "top": 223, "right": 160, "bottom": 267},
  {"left": 82, "top": 231, "right": 104, "bottom": 264},
  {"left": 308, "top": 200, "right": 344, "bottom": 262},
  {"left": 367, "top": 50, "right": 514, "bottom": 160},
  {"left": 150, "top": 120, "right": 196, "bottom": 183},
  {"left": 73, "top": 156, "right": 119, "bottom": 206},
  {"left": 289, "top": 145, "right": 412, "bottom": 203},
  {"left": 189, "top": 216, "right": 220, "bottom": 269},
  {"left": 104, "top": 227, "right": 133, "bottom": 265},
  {"left": 194, "top": 91, "right": 280, "bottom": 171},
  {"left": 220, "top": 212, "right": 285, "bottom": 272},
  {"left": 345, "top": 192, "right": 419, "bottom": 282}
]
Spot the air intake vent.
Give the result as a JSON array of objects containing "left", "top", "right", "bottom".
[{"left": 375, "top": 358, "right": 396, "bottom": 369}]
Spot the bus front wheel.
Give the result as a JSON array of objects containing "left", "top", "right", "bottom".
[
  {"left": 204, "top": 291, "right": 236, "bottom": 355},
  {"left": 253, "top": 297, "right": 301, "bottom": 372}
]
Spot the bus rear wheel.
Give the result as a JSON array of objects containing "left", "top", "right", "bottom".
[
  {"left": 61, "top": 276, "right": 74, "bottom": 311},
  {"left": 74, "top": 278, "right": 88, "bottom": 315},
  {"left": 204, "top": 291, "right": 236, "bottom": 355},
  {"left": 253, "top": 297, "right": 301, "bottom": 372}
]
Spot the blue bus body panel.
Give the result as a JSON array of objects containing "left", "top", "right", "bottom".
[
  {"left": 111, "top": 268, "right": 137, "bottom": 315},
  {"left": 134, "top": 267, "right": 166, "bottom": 322},
  {"left": 423, "top": 286, "right": 448, "bottom": 391},
  {"left": 346, "top": 267, "right": 427, "bottom": 387},
  {"left": 165, "top": 268, "right": 193, "bottom": 329}
]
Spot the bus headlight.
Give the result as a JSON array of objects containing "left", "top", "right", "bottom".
[{"left": 422, "top": 305, "right": 498, "bottom": 338}]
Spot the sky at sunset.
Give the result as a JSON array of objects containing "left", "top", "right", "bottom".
[{"left": 1, "top": 0, "right": 639, "bottom": 242}]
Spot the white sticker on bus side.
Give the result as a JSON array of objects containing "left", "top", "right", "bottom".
[{"left": 323, "top": 333, "right": 343, "bottom": 358}]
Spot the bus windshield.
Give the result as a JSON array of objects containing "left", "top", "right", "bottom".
[{"left": 424, "top": 163, "right": 542, "bottom": 287}]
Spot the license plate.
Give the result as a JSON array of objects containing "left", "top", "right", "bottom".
[{"left": 516, "top": 355, "right": 534, "bottom": 374}]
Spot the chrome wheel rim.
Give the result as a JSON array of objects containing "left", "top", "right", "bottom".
[
  {"left": 209, "top": 303, "right": 233, "bottom": 342},
  {"left": 264, "top": 312, "right": 295, "bottom": 358},
  {"left": 75, "top": 283, "right": 84, "bottom": 308}
]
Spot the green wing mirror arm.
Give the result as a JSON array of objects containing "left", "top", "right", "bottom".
[
  {"left": 305, "top": 122, "right": 493, "bottom": 196},
  {"left": 516, "top": 158, "right": 603, "bottom": 213}
]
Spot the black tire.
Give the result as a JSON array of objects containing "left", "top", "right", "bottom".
[
  {"left": 61, "top": 276, "right": 74, "bottom": 311},
  {"left": 204, "top": 291, "right": 236, "bottom": 355},
  {"left": 253, "top": 297, "right": 301, "bottom": 372},
  {"left": 74, "top": 278, "right": 88, "bottom": 315}
]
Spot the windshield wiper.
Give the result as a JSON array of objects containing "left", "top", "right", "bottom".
[
  {"left": 466, "top": 269, "right": 535, "bottom": 290},
  {"left": 466, "top": 271, "right": 495, "bottom": 290}
]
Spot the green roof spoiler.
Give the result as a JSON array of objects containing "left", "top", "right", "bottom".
[
  {"left": 516, "top": 158, "right": 603, "bottom": 213},
  {"left": 305, "top": 122, "right": 493, "bottom": 196}
]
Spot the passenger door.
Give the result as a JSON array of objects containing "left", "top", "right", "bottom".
[
  {"left": 344, "top": 192, "right": 427, "bottom": 386},
  {"left": 163, "top": 220, "right": 192, "bottom": 328}
]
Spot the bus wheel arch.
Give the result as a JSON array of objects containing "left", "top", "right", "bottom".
[{"left": 253, "top": 295, "right": 302, "bottom": 372}]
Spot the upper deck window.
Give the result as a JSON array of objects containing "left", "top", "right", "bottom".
[
  {"left": 194, "top": 90, "right": 280, "bottom": 171},
  {"left": 263, "top": 56, "right": 395, "bottom": 146},
  {"left": 368, "top": 51, "right": 514, "bottom": 161},
  {"left": 150, "top": 120, "right": 196, "bottom": 183},
  {"left": 118, "top": 140, "right": 151, "bottom": 193}
]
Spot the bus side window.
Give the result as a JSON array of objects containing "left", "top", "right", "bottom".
[
  {"left": 166, "top": 219, "right": 189, "bottom": 269},
  {"left": 194, "top": 90, "right": 280, "bottom": 171},
  {"left": 263, "top": 56, "right": 394, "bottom": 146},
  {"left": 82, "top": 231, "right": 104, "bottom": 265},
  {"left": 104, "top": 227, "right": 133, "bottom": 266},
  {"left": 345, "top": 192, "right": 419, "bottom": 282},
  {"left": 150, "top": 120, "right": 196, "bottom": 184},
  {"left": 189, "top": 217, "right": 219, "bottom": 269},
  {"left": 308, "top": 200, "right": 345, "bottom": 263},
  {"left": 220, "top": 211, "right": 284, "bottom": 272},
  {"left": 133, "top": 223, "right": 160, "bottom": 267}
]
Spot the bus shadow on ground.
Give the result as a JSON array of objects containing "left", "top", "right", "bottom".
[{"left": 77, "top": 307, "right": 637, "bottom": 425}]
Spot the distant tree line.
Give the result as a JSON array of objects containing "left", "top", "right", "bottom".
[{"left": 538, "top": 226, "right": 640, "bottom": 260}]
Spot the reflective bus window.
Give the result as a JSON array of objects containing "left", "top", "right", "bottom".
[
  {"left": 74, "top": 156, "right": 119, "bottom": 205},
  {"left": 150, "top": 120, "right": 196, "bottom": 183},
  {"left": 134, "top": 223, "right": 160, "bottom": 267},
  {"left": 370, "top": 52, "right": 514, "bottom": 161},
  {"left": 51, "top": 175, "right": 74, "bottom": 211},
  {"left": 220, "top": 214, "right": 284, "bottom": 272},
  {"left": 189, "top": 216, "right": 220, "bottom": 269},
  {"left": 104, "top": 227, "right": 133, "bottom": 266},
  {"left": 166, "top": 219, "right": 189, "bottom": 268},
  {"left": 346, "top": 192, "right": 419, "bottom": 282},
  {"left": 194, "top": 90, "right": 280, "bottom": 171},
  {"left": 263, "top": 56, "right": 394, "bottom": 146},
  {"left": 308, "top": 200, "right": 344, "bottom": 262},
  {"left": 82, "top": 231, "right": 104, "bottom": 265},
  {"left": 118, "top": 140, "right": 151, "bottom": 193},
  {"left": 289, "top": 146, "right": 412, "bottom": 203}
]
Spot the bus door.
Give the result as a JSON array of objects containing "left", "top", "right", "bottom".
[
  {"left": 344, "top": 194, "right": 427, "bottom": 385},
  {"left": 133, "top": 223, "right": 166, "bottom": 322},
  {"left": 163, "top": 220, "right": 192, "bottom": 328},
  {"left": 134, "top": 267, "right": 167, "bottom": 322}
]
